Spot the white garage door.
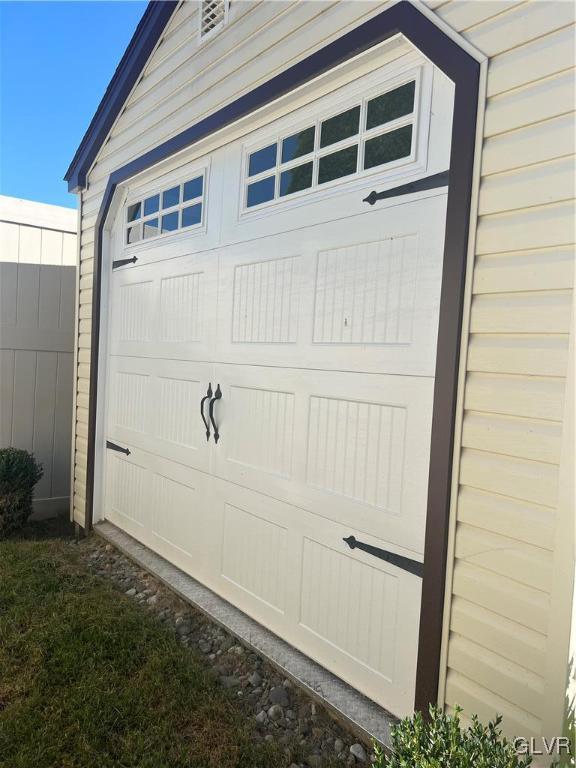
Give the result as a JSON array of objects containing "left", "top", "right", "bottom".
[{"left": 101, "top": 52, "right": 454, "bottom": 717}]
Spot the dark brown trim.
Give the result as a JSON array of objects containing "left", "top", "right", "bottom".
[{"left": 83, "top": 0, "right": 480, "bottom": 718}]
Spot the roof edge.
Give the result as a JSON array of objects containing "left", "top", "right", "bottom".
[{"left": 64, "top": 0, "right": 178, "bottom": 193}]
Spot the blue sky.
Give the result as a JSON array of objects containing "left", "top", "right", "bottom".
[{"left": 0, "top": 1, "right": 148, "bottom": 209}]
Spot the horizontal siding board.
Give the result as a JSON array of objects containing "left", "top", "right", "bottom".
[
  {"left": 450, "top": 597, "right": 547, "bottom": 676},
  {"left": 75, "top": 464, "right": 87, "bottom": 485},
  {"left": 452, "top": 559, "right": 549, "bottom": 634},
  {"left": 143, "top": 2, "right": 199, "bottom": 75},
  {"left": 476, "top": 202, "right": 575, "bottom": 255},
  {"left": 478, "top": 157, "right": 575, "bottom": 216},
  {"left": 486, "top": 24, "right": 576, "bottom": 97},
  {"left": 455, "top": 522, "right": 553, "bottom": 592},
  {"left": 75, "top": 437, "right": 88, "bottom": 456},
  {"left": 462, "top": 411, "right": 562, "bottom": 464},
  {"left": 466, "top": 334, "right": 569, "bottom": 377},
  {"left": 76, "top": 393, "right": 90, "bottom": 409},
  {"left": 464, "top": 0, "right": 575, "bottom": 58},
  {"left": 482, "top": 113, "right": 576, "bottom": 176},
  {"left": 436, "top": 0, "right": 521, "bottom": 34},
  {"left": 445, "top": 670, "right": 541, "bottom": 737},
  {"left": 470, "top": 290, "right": 573, "bottom": 334},
  {"left": 472, "top": 247, "right": 575, "bottom": 294},
  {"left": 460, "top": 448, "right": 559, "bottom": 508},
  {"left": 484, "top": 70, "right": 575, "bottom": 138},
  {"left": 447, "top": 635, "right": 544, "bottom": 718},
  {"left": 76, "top": 406, "right": 89, "bottom": 426},
  {"left": 464, "top": 372, "right": 566, "bottom": 422},
  {"left": 78, "top": 333, "right": 92, "bottom": 349}
]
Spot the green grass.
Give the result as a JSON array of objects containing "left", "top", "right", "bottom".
[{"left": 0, "top": 528, "right": 284, "bottom": 768}]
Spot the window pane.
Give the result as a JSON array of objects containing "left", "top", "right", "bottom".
[
  {"left": 162, "top": 186, "right": 180, "bottom": 209},
  {"left": 246, "top": 176, "right": 275, "bottom": 207},
  {"left": 279, "top": 162, "right": 313, "bottom": 197},
  {"left": 182, "top": 203, "right": 202, "bottom": 227},
  {"left": 143, "top": 195, "right": 160, "bottom": 216},
  {"left": 143, "top": 218, "right": 159, "bottom": 239},
  {"left": 126, "top": 224, "right": 141, "bottom": 244},
  {"left": 248, "top": 144, "right": 277, "bottom": 176},
  {"left": 161, "top": 212, "right": 179, "bottom": 233},
  {"left": 320, "top": 106, "right": 360, "bottom": 148},
  {"left": 127, "top": 202, "right": 141, "bottom": 222},
  {"left": 281, "top": 127, "right": 315, "bottom": 163},
  {"left": 364, "top": 125, "right": 413, "bottom": 169},
  {"left": 318, "top": 145, "right": 358, "bottom": 185},
  {"left": 366, "top": 82, "right": 416, "bottom": 130},
  {"left": 183, "top": 176, "right": 203, "bottom": 201}
]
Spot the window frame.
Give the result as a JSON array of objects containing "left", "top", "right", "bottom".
[
  {"left": 123, "top": 166, "right": 208, "bottom": 249},
  {"left": 240, "top": 65, "right": 428, "bottom": 215}
]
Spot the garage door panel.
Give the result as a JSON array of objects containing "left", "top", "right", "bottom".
[
  {"left": 109, "top": 250, "right": 217, "bottom": 362},
  {"left": 106, "top": 357, "right": 213, "bottom": 473},
  {"left": 217, "top": 193, "right": 446, "bottom": 376},
  {"left": 105, "top": 452, "right": 149, "bottom": 539},
  {"left": 206, "top": 477, "right": 420, "bottom": 715},
  {"left": 212, "top": 364, "right": 433, "bottom": 554},
  {"left": 104, "top": 445, "right": 212, "bottom": 578},
  {"left": 207, "top": 479, "right": 302, "bottom": 634}
]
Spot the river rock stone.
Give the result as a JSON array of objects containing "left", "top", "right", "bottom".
[
  {"left": 269, "top": 685, "right": 290, "bottom": 707},
  {"left": 350, "top": 743, "right": 367, "bottom": 762}
]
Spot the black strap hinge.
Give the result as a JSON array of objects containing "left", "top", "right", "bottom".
[
  {"left": 106, "top": 440, "right": 131, "bottom": 456},
  {"left": 343, "top": 535, "right": 423, "bottom": 577},
  {"left": 112, "top": 256, "right": 138, "bottom": 269},
  {"left": 363, "top": 170, "right": 449, "bottom": 206}
]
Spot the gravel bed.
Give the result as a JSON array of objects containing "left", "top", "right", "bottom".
[{"left": 75, "top": 535, "right": 374, "bottom": 767}]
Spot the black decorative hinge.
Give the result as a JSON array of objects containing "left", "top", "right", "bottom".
[
  {"left": 106, "top": 440, "right": 131, "bottom": 456},
  {"left": 363, "top": 170, "right": 450, "bottom": 206},
  {"left": 112, "top": 256, "right": 138, "bottom": 269},
  {"left": 343, "top": 535, "right": 423, "bottom": 577}
]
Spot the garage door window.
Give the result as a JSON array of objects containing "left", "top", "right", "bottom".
[
  {"left": 244, "top": 78, "right": 417, "bottom": 209},
  {"left": 126, "top": 173, "right": 205, "bottom": 244}
]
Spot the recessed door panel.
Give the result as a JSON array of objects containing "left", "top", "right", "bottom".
[
  {"left": 108, "top": 249, "right": 218, "bottom": 363},
  {"left": 210, "top": 364, "right": 433, "bottom": 556},
  {"left": 106, "top": 356, "right": 213, "bottom": 474},
  {"left": 215, "top": 193, "right": 447, "bottom": 377}
]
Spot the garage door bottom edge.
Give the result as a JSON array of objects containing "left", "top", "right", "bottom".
[{"left": 94, "top": 520, "right": 397, "bottom": 749}]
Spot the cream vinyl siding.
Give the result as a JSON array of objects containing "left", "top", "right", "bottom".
[{"left": 72, "top": 0, "right": 575, "bottom": 744}]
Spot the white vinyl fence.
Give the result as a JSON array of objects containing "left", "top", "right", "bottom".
[{"left": 0, "top": 196, "right": 77, "bottom": 517}]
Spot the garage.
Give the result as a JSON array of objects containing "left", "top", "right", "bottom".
[
  {"left": 64, "top": 0, "right": 576, "bottom": 747},
  {"left": 97, "top": 44, "right": 454, "bottom": 718}
]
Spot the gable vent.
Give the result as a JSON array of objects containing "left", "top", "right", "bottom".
[{"left": 200, "top": 0, "right": 229, "bottom": 39}]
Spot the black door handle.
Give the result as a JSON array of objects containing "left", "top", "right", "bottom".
[
  {"left": 200, "top": 383, "right": 212, "bottom": 441},
  {"left": 209, "top": 384, "right": 222, "bottom": 444}
]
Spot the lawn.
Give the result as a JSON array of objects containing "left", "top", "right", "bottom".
[{"left": 0, "top": 522, "right": 285, "bottom": 768}]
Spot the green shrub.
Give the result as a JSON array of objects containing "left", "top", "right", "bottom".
[
  {"left": 0, "top": 448, "right": 43, "bottom": 538},
  {"left": 373, "top": 706, "right": 532, "bottom": 768}
]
